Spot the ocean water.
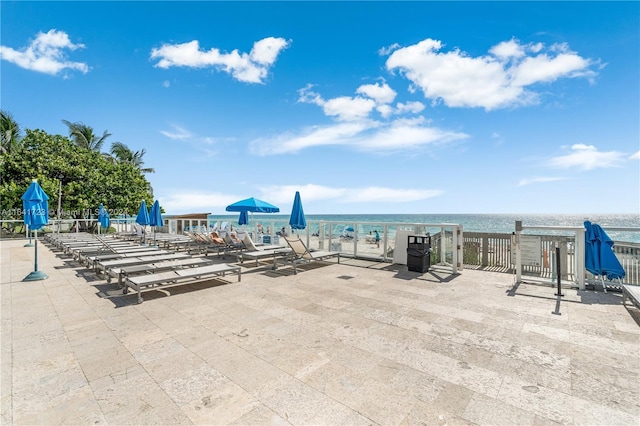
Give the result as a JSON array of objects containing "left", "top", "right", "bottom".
[{"left": 207, "top": 213, "right": 640, "bottom": 243}]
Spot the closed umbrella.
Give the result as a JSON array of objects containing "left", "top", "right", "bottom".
[
  {"left": 136, "top": 200, "right": 150, "bottom": 243},
  {"left": 98, "top": 203, "right": 110, "bottom": 234},
  {"left": 289, "top": 191, "right": 306, "bottom": 233},
  {"left": 21, "top": 180, "right": 49, "bottom": 281},
  {"left": 584, "top": 221, "right": 625, "bottom": 291},
  {"left": 149, "top": 200, "right": 163, "bottom": 244},
  {"left": 238, "top": 210, "right": 249, "bottom": 226}
]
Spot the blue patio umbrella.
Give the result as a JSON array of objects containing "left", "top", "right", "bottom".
[
  {"left": 98, "top": 203, "right": 110, "bottom": 234},
  {"left": 289, "top": 191, "right": 306, "bottom": 232},
  {"left": 136, "top": 200, "right": 150, "bottom": 243},
  {"left": 136, "top": 200, "right": 150, "bottom": 225},
  {"left": 238, "top": 210, "right": 249, "bottom": 226},
  {"left": 584, "top": 221, "right": 625, "bottom": 286},
  {"left": 226, "top": 197, "right": 280, "bottom": 213},
  {"left": 226, "top": 197, "right": 279, "bottom": 234},
  {"left": 149, "top": 200, "right": 162, "bottom": 227},
  {"left": 21, "top": 180, "right": 49, "bottom": 281},
  {"left": 149, "top": 200, "right": 163, "bottom": 244}
]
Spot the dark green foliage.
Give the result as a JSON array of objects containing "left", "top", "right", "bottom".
[{"left": 0, "top": 129, "right": 153, "bottom": 221}]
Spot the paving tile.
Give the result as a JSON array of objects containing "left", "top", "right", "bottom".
[{"left": 3, "top": 239, "right": 639, "bottom": 425}]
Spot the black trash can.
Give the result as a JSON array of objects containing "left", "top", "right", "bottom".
[{"left": 407, "top": 235, "right": 431, "bottom": 273}]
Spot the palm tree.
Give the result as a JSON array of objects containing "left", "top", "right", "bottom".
[
  {"left": 110, "top": 141, "right": 155, "bottom": 173},
  {"left": 62, "top": 120, "right": 111, "bottom": 152},
  {"left": 1, "top": 110, "right": 22, "bottom": 154}
]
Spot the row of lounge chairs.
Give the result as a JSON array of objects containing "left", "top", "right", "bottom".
[
  {"left": 44, "top": 233, "right": 241, "bottom": 304},
  {"left": 43, "top": 230, "right": 340, "bottom": 304}
]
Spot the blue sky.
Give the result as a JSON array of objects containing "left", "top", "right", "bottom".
[{"left": 2, "top": 1, "right": 639, "bottom": 215}]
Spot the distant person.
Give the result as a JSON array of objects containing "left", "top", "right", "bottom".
[
  {"left": 375, "top": 230, "right": 380, "bottom": 248},
  {"left": 281, "top": 227, "right": 287, "bottom": 237}
]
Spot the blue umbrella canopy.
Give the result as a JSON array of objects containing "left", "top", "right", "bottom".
[
  {"left": 584, "top": 221, "right": 625, "bottom": 280},
  {"left": 289, "top": 191, "right": 306, "bottom": 230},
  {"left": 149, "top": 200, "right": 163, "bottom": 227},
  {"left": 135, "top": 200, "right": 150, "bottom": 226},
  {"left": 21, "top": 180, "right": 49, "bottom": 231},
  {"left": 238, "top": 210, "right": 249, "bottom": 225},
  {"left": 226, "top": 197, "right": 280, "bottom": 213},
  {"left": 98, "top": 203, "right": 110, "bottom": 229}
]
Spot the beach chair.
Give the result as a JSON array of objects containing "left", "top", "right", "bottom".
[
  {"left": 123, "top": 263, "right": 241, "bottom": 304},
  {"left": 283, "top": 235, "right": 340, "bottom": 274},
  {"left": 111, "top": 256, "right": 215, "bottom": 288},
  {"left": 237, "top": 233, "right": 290, "bottom": 267}
]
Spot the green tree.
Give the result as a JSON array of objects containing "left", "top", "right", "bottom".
[
  {"left": 0, "top": 129, "right": 153, "bottom": 230},
  {"left": 0, "top": 110, "right": 22, "bottom": 155},
  {"left": 110, "top": 141, "right": 155, "bottom": 173},
  {"left": 61, "top": 119, "right": 111, "bottom": 152}
]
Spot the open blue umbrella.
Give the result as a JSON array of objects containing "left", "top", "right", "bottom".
[
  {"left": 98, "top": 203, "right": 110, "bottom": 234},
  {"left": 584, "top": 221, "right": 625, "bottom": 289},
  {"left": 289, "top": 191, "right": 306, "bottom": 231},
  {"left": 226, "top": 197, "right": 280, "bottom": 213},
  {"left": 238, "top": 210, "right": 249, "bottom": 226},
  {"left": 227, "top": 197, "right": 279, "bottom": 235},
  {"left": 21, "top": 180, "right": 49, "bottom": 281}
]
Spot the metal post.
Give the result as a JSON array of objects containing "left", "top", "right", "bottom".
[
  {"left": 23, "top": 229, "right": 48, "bottom": 281},
  {"left": 555, "top": 245, "right": 564, "bottom": 297},
  {"left": 515, "top": 221, "right": 522, "bottom": 283},
  {"left": 57, "top": 177, "right": 62, "bottom": 233}
]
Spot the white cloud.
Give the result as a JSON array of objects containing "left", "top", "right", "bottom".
[
  {"left": 261, "top": 184, "right": 442, "bottom": 205},
  {"left": 356, "top": 82, "right": 397, "bottom": 104},
  {"left": 159, "top": 184, "right": 443, "bottom": 214},
  {"left": 249, "top": 121, "right": 375, "bottom": 155},
  {"left": 160, "top": 124, "right": 193, "bottom": 140},
  {"left": 489, "top": 39, "right": 525, "bottom": 60},
  {"left": 385, "top": 37, "right": 598, "bottom": 110},
  {"left": 149, "top": 37, "right": 290, "bottom": 84},
  {"left": 0, "top": 29, "right": 88, "bottom": 76},
  {"left": 518, "top": 176, "right": 567, "bottom": 186},
  {"left": 249, "top": 117, "right": 467, "bottom": 155},
  {"left": 258, "top": 83, "right": 467, "bottom": 155},
  {"left": 378, "top": 43, "right": 401, "bottom": 56},
  {"left": 162, "top": 80, "right": 170, "bottom": 88},
  {"left": 159, "top": 191, "right": 237, "bottom": 213},
  {"left": 298, "top": 86, "right": 376, "bottom": 121},
  {"left": 548, "top": 144, "right": 626, "bottom": 170},
  {"left": 395, "top": 101, "right": 425, "bottom": 114},
  {"left": 630, "top": 150, "right": 640, "bottom": 160}
]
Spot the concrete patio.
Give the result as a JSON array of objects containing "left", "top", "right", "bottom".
[{"left": 1, "top": 238, "right": 639, "bottom": 425}]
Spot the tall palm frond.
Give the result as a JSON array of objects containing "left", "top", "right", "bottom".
[
  {"left": 110, "top": 141, "right": 154, "bottom": 173},
  {"left": 62, "top": 120, "right": 111, "bottom": 152},
  {"left": 1, "top": 110, "right": 22, "bottom": 154}
]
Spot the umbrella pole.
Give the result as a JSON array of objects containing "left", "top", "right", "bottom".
[
  {"left": 24, "top": 225, "right": 34, "bottom": 247},
  {"left": 23, "top": 230, "right": 48, "bottom": 281}
]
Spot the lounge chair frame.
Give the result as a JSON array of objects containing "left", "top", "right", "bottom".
[
  {"left": 283, "top": 236, "right": 340, "bottom": 274},
  {"left": 123, "top": 263, "right": 241, "bottom": 304}
]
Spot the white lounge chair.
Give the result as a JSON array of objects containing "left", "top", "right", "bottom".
[
  {"left": 283, "top": 235, "right": 340, "bottom": 274},
  {"left": 123, "top": 263, "right": 241, "bottom": 304}
]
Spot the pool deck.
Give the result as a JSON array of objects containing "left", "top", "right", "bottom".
[{"left": 1, "top": 238, "right": 639, "bottom": 425}]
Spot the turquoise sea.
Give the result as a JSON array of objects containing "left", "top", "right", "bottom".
[{"left": 207, "top": 213, "right": 640, "bottom": 243}]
